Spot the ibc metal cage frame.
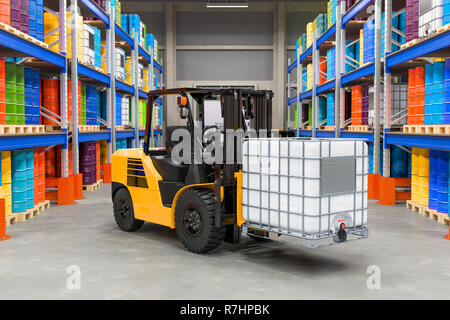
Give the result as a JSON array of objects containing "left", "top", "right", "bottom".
[{"left": 241, "top": 137, "right": 369, "bottom": 248}]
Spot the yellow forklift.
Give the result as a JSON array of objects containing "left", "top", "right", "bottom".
[{"left": 111, "top": 88, "right": 274, "bottom": 253}]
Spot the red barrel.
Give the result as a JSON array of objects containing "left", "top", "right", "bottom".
[
  {"left": 42, "top": 79, "right": 59, "bottom": 125},
  {"left": 0, "top": 0, "right": 10, "bottom": 25}
]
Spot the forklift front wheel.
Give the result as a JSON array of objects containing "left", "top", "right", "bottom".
[
  {"left": 175, "top": 189, "right": 226, "bottom": 253},
  {"left": 113, "top": 188, "right": 144, "bottom": 232}
]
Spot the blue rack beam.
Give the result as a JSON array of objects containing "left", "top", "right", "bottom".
[
  {"left": 385, "top": 29, "right": 450, "bottom": 71},
  {"left": 300, "top": 46, "right": 312, "bottom": 63},
  {"left": 299, "top": 130, "right": 336, "bottom": 138},
  {"left": 301, "top": 90, "right": 312, "bottom": 100},
  {"left": 317, "top": 24, "right": 336, "bottom": 48},
  {"left": 79, "top": 131, "right": 111, "bottom": 143},
  {"left": 0, "top": 30, "right": 66, "bottom": 68},
  {"left": 139, "top": 90, "right": 148, "bottom": 99},
  {"left": 288, "top": 59, "right": 297, "bottom": 73},
  {"left": 78, "top": 63, "right": 110, "bottom": 85},
  {"left": 80, "top": 0, "right": 109, "bottom": 25},
  {"left": 155, "top": 98, "right": 163, "bottom": 105},
  {"left": 341, "top": 131, "right": 374, "bottom": 142},
  {"left": 115, "top": 24, "right": 134, "bottom": 49},
  {"left": 0, "top": 133, "right": 67, "bottom": 151},
  {"left": 341, "top": 63, "right": 374, "bottom": 86},
  {"left": 317, "top": 79, "right": 335, "bottom": 94},
  {"left": 154, "top": 60, "right": 163, "bottom": 73},
  {"left": 288, "top": 96, "right": 297, "bottom": 105},
  {"left": 116, "top": 80, "right": 134, "bottom": 94},
  {"left": 385, "top": 133, "right": 450, "bottom": 151},
  {"left": 342, "top": 0, "right": 373, "bottom": 26}
]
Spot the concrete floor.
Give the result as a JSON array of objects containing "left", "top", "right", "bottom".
[{"left": 1, "top": 185, "right": 449, "bottom": 300}]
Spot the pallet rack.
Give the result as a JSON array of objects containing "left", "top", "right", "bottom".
[
  {"left": 0, "top": 0, "right": 163, "bottom": 179},
  {"left": 287, "top": 0, "right": 450, "bottom": 200}
]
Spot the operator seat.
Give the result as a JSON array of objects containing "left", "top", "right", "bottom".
[{"left": 150, "top": 125, "right": 190, "bottom": 182}]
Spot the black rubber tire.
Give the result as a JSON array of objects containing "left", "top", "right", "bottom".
[
  {"left": 175, "top": 189, "right": 226, "bottom": 253},
  {"left": 113, "top": 188, "right": 144, "bottom": 232}
]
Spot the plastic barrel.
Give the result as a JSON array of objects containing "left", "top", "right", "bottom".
[
  {"left": 433, "top": 61, "right": 445, "bottom": 124},
  {"left": 1, "top": 151, "right": 12, "bottom": 216},
  {"left": 445, "top": 59, "right": 450, "bottom": 124},
  {"left": 25, "top": 149, "right": 34, "bottom": 209},
  {"left": 0, "top": 59, "right": 5, "bottom": 124},
  {"left": 42, "top": 79, "right": 59, "bottom": 125},
  {"left": 391, "top": 145, "right": 408, "bottom": 178},
  {"left": 5, "top": 62, "right": 16, "bottom": 124},
  {"left": 327, "top": 93, "right": 335, "bottom": 126},
  {"left": 436, "top": 151, "right": 449, "bottom": 213},
  {"left": 12, "top": 150, "right": 27, "bottom": 213},
  {"left": 428, "top": 150, "right": 438, "bottom": 210},
  {"left": 424, "top": 64, "right": 434, "bottom": 124},
  {"left": 116, "top": 92, "right": 122, "bottom": 126}
]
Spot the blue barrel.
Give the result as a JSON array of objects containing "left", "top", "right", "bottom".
[
  {"left": 433, "top": 61, "right": 445, "bottom": 124},
  {"left": 327, "top": 93, "right": 335, "bottom": 126},
  {"left": 425, "top": 64, "right": 434, "bottom": 124},
  {"left": 429, "top": 150, "right": 438, "bottom": 210},
  {"left": 437, "top": 151, "right": 449, "bottom": 213},
  {"left": 11, "top": 150, "right": 27, "bottom": 213},
  {"left": 116, "top": 93, "right": 122, "bottom": 126},
  {"left": 445, "top": 59, "right": 450, "bottom": 124},
  {"left": 318, "top": 97, "right": 326, "bottom": 123},
  {"left": 391, "top": 145, "right": 408, "bottom": 178},
  {"left": 25, "top": 149, "right": 34, "bottom": 209}
]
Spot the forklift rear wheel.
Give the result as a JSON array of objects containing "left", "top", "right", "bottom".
[
  {"left": 113, "top": 188, "right": 144, "bottom": 232},
  {"left": 175, "top": 189, "right": 226, "bottom": 253}
]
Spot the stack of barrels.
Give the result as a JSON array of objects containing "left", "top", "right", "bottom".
[{"left": 0, "top": 151, "right": 12, "bottom": 217}]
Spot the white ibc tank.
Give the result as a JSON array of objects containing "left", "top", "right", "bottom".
[{"left": 242, "top": 138, "right": 368, "bottom": 237}]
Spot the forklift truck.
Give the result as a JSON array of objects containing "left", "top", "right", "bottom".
[{"left": 111, "top": 88, "right": 274, "bottom": 253}]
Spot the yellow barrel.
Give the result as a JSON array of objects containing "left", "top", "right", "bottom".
[
  {"left": 306, "top": 22, "right": 314, "bottom": 48},
  {"left": 359, "top": 29, "right": 364, "bottom": 66},
  {"left": 418, "top": 148, "right": 429, "bottom": 177},
  {"left": 100, "top": 140, "right": 107, "bottom": 165},
  {"left": 307, "top": 63, "right": 313, "bottom": 90},
  {"left": 125, "top": 57, "right": 132, "bottom": 85},
  {"left": 143, "top": 69, "right": 149, "bottom": 91},
  {"left": 418, "top": 176, "right": 429, "bottom": 206},
  {"left": 411, "top": 174, "right": 419, "bottom": 203},
  {"left": 44, "top": 12, "right": 83, "bottom": 59},
  {"left": 411, "top": 147, "right": 419, "bottom": 175},
  {"left": 1, "top": 151, "right": 12, "bottom": 216}
]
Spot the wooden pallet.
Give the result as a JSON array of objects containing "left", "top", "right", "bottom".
[
  {"left": 347, "top": 125, "right": 372, "bottom": 132},
  {"left": 437, "top": 24, "right": 450, "bottom": 34},
  {"left": 0, "top": 22, "right": 49, "bottom": 48},
  {"left": 422, "top": 207, "right": 441, "bottom": 222},
  {"left": 406, "top": 200, "right": 424, "bottom": 214},
  {"left": 79, "top": 125, "right": 102, "bottom": 132},
  {"left": 0, "top": 125, "right": 45, "bottom": 134},
  {"left": 83, "top": 179, "right": 104, "bottom": 192},
  {"left": 440, "top": 214, "right": 449, "bottom": 226},
  {"left": 15, "top": 206, "right": 40, "bottom": 223},
  {"left": 403, "top": 125, "right": 450, "bottom": 135},
  {"left": 5, "top": 214, "right": 17, "bottom": 227},
  {"left": 401, "top": 38, "right": 419, "bottom": 50},
  {"left": 38, "top": 200, "right": 50, "bottom": 212},
  {"left": 116, "top": 126, "right": 125, "bottom": 131},
  {"left": 45, "top": 125, "right": 73, "bottom": 132},
  {"left": 78, "top": 60, "right": 105, "bottom": 74},
  {"left": 320, "top": 126, "right": 335, "bottom": 131},
  {"left": 139, "top": 126, "right": 145, "bottom": 131}
]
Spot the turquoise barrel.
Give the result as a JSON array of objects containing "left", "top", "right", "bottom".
[
  {"left": 26, "top": 149, "right": 34, "bottom": 209},
  {"left": 11, "top": 150, "right": 27, "bottom": 213}
]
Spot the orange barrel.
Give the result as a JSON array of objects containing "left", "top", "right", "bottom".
[
  {"left": 0, "top": 59, "right": 5, "bottom": 124},
  {"left": 42, "top": 79, "right": 59, "bottom": 125},
  {"left": 37, "top": 147, "right": 45, "bottom": 203},
  {"left": 415, "top": 67, "right": 425, "bottom": 125},
  {"left": 0, "top": 0, "right": 10, "bottom": 25},
  {"left": 351, "top": 85, "right": 362, "bottom": 125},
  {"left": 408, "top": 68, "right": 416, "bottom": 124},
  {"left": 319, "top": 57, "right": 327, "bottom": 85},
  {"left": 45, "top": 147, "right": 56, "bottom": 177},
  {"left": 96, "top": 141, "right": 100, "bottom": 181},
  {"left": 33, "top": 147, "right": 39, "bottom": 205}
]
